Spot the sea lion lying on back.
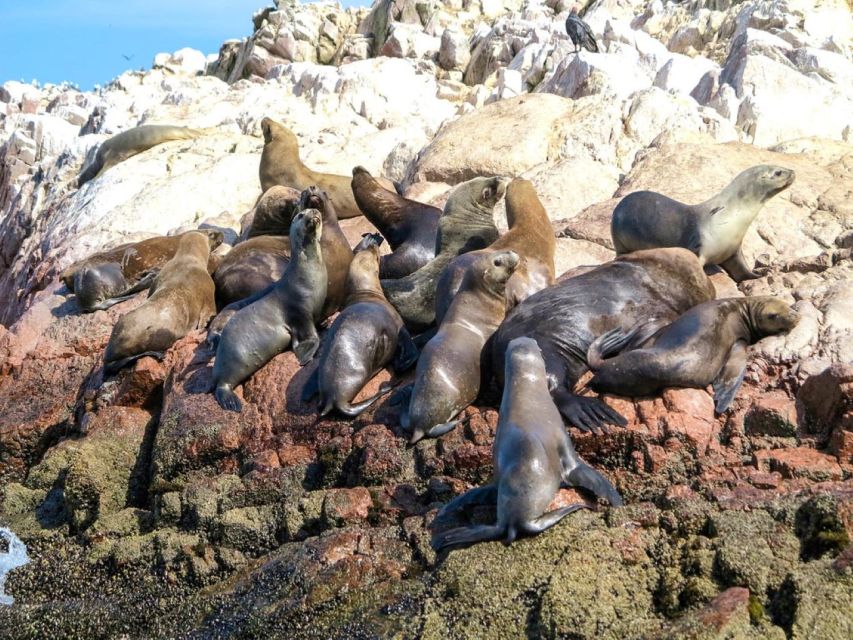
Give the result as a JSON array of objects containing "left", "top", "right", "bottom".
[
  {"left": 258, "top": 117, "right": 397, "bottom": 219},
  {"left": 62, "top": 230, "right": 223, "bottom": 313},
  {"left": 611, "top": 165, "right": 795, "bottom": 282},
  {"left": 351, "top": 166, "right": 441, "bottom": 279},
  {"left": 103, "top": 231, "right": 218, "bottom": 375},
  {"left": 587, "top": 296, "right": 799, "bottom": 413},
  {"left": 77, "top": 124, "right": 209, "bottom": 187}
]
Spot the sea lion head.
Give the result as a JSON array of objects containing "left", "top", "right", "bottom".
[
  {"left": 291, "top": 207, "right": 323, "bottom": 249},
  {"left": 737, "top": 165, "right": 795, "bottom": 203},
  {"left": 261, "top": 117, "right": 298, "bottom": 150},
  {"left": 445, "top": 176, "right": 508, "bottom": 215},
  {"left": 347, "top": 234, "right": 383, "bottom": 294},
  {"left": 201, "top": 229, "right": 225, "bottom": 250},
  {"left": 251, "top": 186, "right": 301, "bottom": 237},
  {"left": 298, "top": 185, "right": 330, "bottom": 214},
  {"left": 749, "top": 296, "right": 799, "bottom": 338},
  {"left": 477, "top": 249, "right": 520, "bottom": 295},
  {"left": 505, "top": 336, "right": 546, "bottom": 379}
]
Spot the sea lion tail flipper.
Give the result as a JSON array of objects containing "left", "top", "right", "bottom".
[
  {"left": 587, "top": 320, "right": 661, "bottom": 369},
  {"left": 353, "top": 232, "right": 385, "bottom": 252},
  {"left": 301, "top": 368, "right": 320, "bottom": 403},
  {"left": 87, "top": 293, "right": 138, "bottom": 312},
  {"left": 553, "top": 389, "right": 627, "bottom": 435},
  {"left": 214, "top": 384, "right": 243, "bottom": 412},
  {"left": 393, "top": 327, "right": 419, "bottom": 373},
  {"left": 103, "top": 351, "right": 165, "bottom": 376},
  {"left": 565, "top": 463, "right": 623, "bottom": 506},
  {"left": 434, "top": 485, "right": 498, "bottom": 523},
  {"left": 711, "top": 340, "right": 748, "bottom": 414},
  {"left": 522, "top": 504, "right": 590, "bottom": 535},
  {"left": 424, "top": 419, "right": 462, "bottom": 439},
  {"left": 431, "top": 524, "right": 504, "bottom": 552},
  {"left": 335, "top": 382, "right": 398, "bottom": 417}
]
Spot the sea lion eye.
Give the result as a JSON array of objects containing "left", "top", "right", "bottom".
[
  {"left": 774, "top": 170, "right": 782, "bottom": 177},
  {"left": 482, "top": 187, "right": 492, "bottom": 200},
  {"left": 768, "top": 313, "right": 778, "bottom": 320}
]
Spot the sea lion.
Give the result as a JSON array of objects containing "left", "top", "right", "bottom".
[
  {"left": 77, "top": 124, "right": 208, "bottom": 187},
  {"left": 351, "top": 166, "right": 441, "bottom": 278},
  {"left": 611, "top": 165, "right": 795, "bottom": 282},
  {"left": 239, "top": 185, "right": 301, "bottom": 241},
  {"left": 491, "top": 248, "right": 716, "bottom": 434},
  {"left": 431, "top": 337, "right": 622, "bottom": 552},
  {"left": 62, "top": 230, "right": 224, "bottom": 313},
  {"left": 434, "top": 177, "right": 555, "bottom": 325},
  {"left": 103, "top": 231, "right": 218, "bottom": 375},
  {"left": 211, "top": 209, "right": 327, "bottom": 412},
  {"left": 302, "top": 233, "right": 419, "bottom": 417},
  {"left": 587, "top": 296, "right": 799, "bottom": 413},
  {"left": 401, "top": 250, "right": 520, "bottom": 443},
  {"left": 212, "top": 235, "right": 291, "bottom": 309},
  {"left": 381, "top": 176, "right": 507, "bottom": 332},
  {"left": 258, "top": 117, "right": 396, "bottom": 219}
]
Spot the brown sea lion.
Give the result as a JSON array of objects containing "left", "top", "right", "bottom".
[
  {"left": 587, "top": 296, "right": 799, "bottom": 413},
  {"left": 211, "top": 209, "right": 327, "bottom": 412},
  {"left": 103, "top": 231, "right": 218, "bottom": 375},
  {"left": 351, "top": 166, "right": 441, "bottom": 279},
  {"left": 258, "top": 117, "right": 396, "bottom": 219},
  {"left": 431, "top": 336, "right": 622, "bottom": 552},
  {"left": 400, "top": 250, "right": 520, "bottom": 443},
  {"left": 239, "top": 185, "right": 302, "bottom": 241},
  {"left": 77, "top": 124, "right": 209, "bottom": 187},
  {"left": 302, "top": 233, "right": 419, "bottom": 417},
  {"left": 212, "top": 235, "right": 291, "bottom": 309},
  {"left": 434, "top": 177, "right": 555, "bottom": 325},
  {"left": 62, "top": 230, "right": 223, "bottom": 313},
  {"left": 491, "top": 248, "right": 716, "bottom": 434},
  {"left": 381, "top": 176, "right": 507, "bottom": 332},
  {"left": 611, "top": 165, "right": 795, "bottom": 282}
]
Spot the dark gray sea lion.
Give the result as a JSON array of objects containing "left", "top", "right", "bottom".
[
  {"left": 211, "top": 209, "right": 327, "bottom": 412},
  {"left": 77, "top": 124, "right": 208, "bottom": 187},
  {"left": 62, "top": 230, "right": 223, "bottom": 313},
  {"left": 611, "top": 165, "right": 795, "bottom": 282},
  {"left": 351, "top": 165, "right": 441, "bottom": 279},
  {"left": 491, "top": 248, "right": 716, "bottom": 434},
  {"left": 258, "top": 117, "right": 396, "bottom": 219},
  {"left": 212, "top": 235, "right": 291, "bottom": 309},
  {"left": 103, "top": 231, "right": 218, "bottom": 375},
  {"left": 587, "top": 296, "right": 799, "bottom": 413},
  {"left": 434, "top": 177, "right": 555, "bottom": 325},
  {"left": 302, "top": 233, "right": 418, "bottom": 417},
  {"left": 401, "top": 250, "right": 519, "bottom": 443},
  {"left": 381, "top": 176, "right": 507, "bottom": 332},
  {"left": 431, "top": 337, "right": 621, "bottom": 553},
  {"left": 239, "top": 185, "right": 302, "bottom": 241}
]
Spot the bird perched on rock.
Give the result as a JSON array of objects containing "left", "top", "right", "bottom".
[{"left": 565, "top": 5, "right": 599, "bottom": 54}]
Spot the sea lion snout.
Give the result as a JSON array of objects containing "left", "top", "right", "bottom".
[
  {"left": 202, "top": 229, "right": 225, "bottom": 250},
  {"left": 299, "top": 185, "right": 327, "bottom": 211}
]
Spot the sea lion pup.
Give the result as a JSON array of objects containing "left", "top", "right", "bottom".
[
  {"left": 587, "top": 296, "right": 799, "bottom": 413},
  {"left": 212, "top": 235, "right": 291, "bottom": 309},
  {"left": 239, "top": 185, "right": 301, "bottom": 241},
  {"left": 401, "top": 250, "right": 519, "bottom": 444},
  {"left": 258, "top": 117, "right": 396, "bottom": 219},
  {"left": 77, "top": 124, "right": 208, "bottom": 187},
  {"left": 351, "top": 166, "right": 441, "bottom": 279},
  {"left": 211, "top": 209, "right": 327, "bottom": 412},
  {"left": 434, "top": 177, "right": 555, "bottom": 325},
  {"left": 611, "top": 165, "right": 795, "bottom": 282},
  {"left": 491, "top": 248, "right": 716, "bottom": 434},
  {"left": 62, "top": 230, "right": 223, "bottom": 312},
  {"left": 303, "top": 233, "right": 419, "bottom": 417},
  {"left": 103, "top": 231, "right": 218, "bottom": 375},
  {"left": 431, "top": 337, "right": 622, "bottom": 553},
  {"left": 381, "top": 176, "right": 507, "bottom": 331}
]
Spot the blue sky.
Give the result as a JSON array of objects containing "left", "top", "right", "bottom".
[{"left": 0, "top": 0, "right": 368, "bottom": 90}]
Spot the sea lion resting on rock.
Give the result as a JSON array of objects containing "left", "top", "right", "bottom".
[
  {"left": 381, "top": 176, "right": 507, "bottom": 332},
  {"left": 303, "top": 233, "right": 419, "bottom": 417},
  {"left": 239, "top": 185, "right": 301, "bottom": 241},
  {"left": 492, "top": 248, "right": 716, "bottom": 434},
  {"left": 103, "top": 231, "right": 218, "bottom": 375},
  {"left": 434, "top": 177, "right": 555, "bottom": 325},
  {"left": 77, "top": 124, "right": 209, "bottom": 187},
  {"left": 351, "top": 166, "right": 441, "bottom": 279},
  {"left": 62, "top": 230, "right": 223, "bottom": 313},
  {"left": 212, "top": 209, "right": 327, "bottom": 412},
  {"left": 431, "top": 337, "right": 622, "bottom": 553},
  {"left": 587, "top": 296, "right": 799, "bottom": 413},
  {"left": 212, "top": 235, "right": 291, "bottom": 309},
  {"left": 401, "top": 250, "right": 519, "bottom": 444},
  {"left": 611, "top": 165, "right": 795, "bottom": 282},
  {"left": 258, "top": 117, "right": 396, "bottom": 219}
]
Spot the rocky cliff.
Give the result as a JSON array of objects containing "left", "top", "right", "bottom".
[{"left": 0, "top": 0, "right": 851, "bottom": 638}]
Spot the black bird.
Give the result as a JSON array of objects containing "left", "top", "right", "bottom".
[{"left": 565, "top": 6, "right": 599, "bottom": 54}]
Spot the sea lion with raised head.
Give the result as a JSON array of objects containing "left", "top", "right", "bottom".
[
  {"left": 491, "top": 248, "right": 716, "bottom": 434},
  {"left": 62, "top": 230, "right": 223, "bottom": 313},
  {"left": 434, "top": 177, "right": 555, "bottom": 325},
  {"left": 211, "top": 209, "right": 327, "bottom": 412},
  {"left": 431, "top": 336, "right": 621, "bottom": 553},
  {"left": 239, "top": 185, "right": 301, "bottom": 241},
  {"left": 400, "top": 250, "right": 519, "bottom": 443},
  {"left": 258, "top": 117, "right": 396, "bottom": 219},
  {"left": 103, "top": 231, "right": 218, "bottom": 374},
  {"left": 381, "top": 176, "right": 507, "bottom": 332},
  {"left": 611, "top": 165, "right": 795, "bottom": 282},
  {"left": 587, "top": 296, "right": 799, "bottom": 413},
  {"left": 77, "top": 124, "right": 209, "bottom": 187},
  {"left": 302, "top": 233, "right": 419, "bottom": 417},
  {"left": 351, "top": 166, "right": 441, "bottom": 278}
]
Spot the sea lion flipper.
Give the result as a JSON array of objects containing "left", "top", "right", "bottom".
[
  {"left": 392, "top": 327, "right": 419, "bottom": 373},
  {"left": 434, "top": 485, "right": 498, "bottom": 524},
  {"left": 293, "top": 331, "right": 320, "bottom": 366},
  {"left": 711, "top": 340, "right": 748, "bottom": 414},
  {"left": 425, "top": 419, "right": 461, "bottom": 439},
  {"left": 431, "top": 524, "right": 504, "bottom": 552},
  {"left": 719, "top": 247, "right": 759, "bottom": 282},
  {"left": 214, "top": 384, "right": 243, "bottom": 412},
  {"left": 523, "top": 504, "right": 590, "bottom": 534},
  {"left": 553, "top": 388, "right": 627, "bottom": 434},
  {"left": 564, "top": 462, "right": 623, "bottom": 506}
]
